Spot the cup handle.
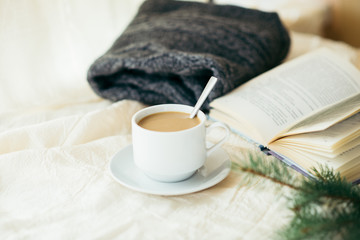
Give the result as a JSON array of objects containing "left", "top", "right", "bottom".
[{"left": 205, "top": 122, "right": 230, "bottom": 156}]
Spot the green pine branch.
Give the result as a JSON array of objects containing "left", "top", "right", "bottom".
[
  {"left": 231, "top": 153, "right": 302, "bottom": 191},
  {"left": 231, "top": 151, "right": 360, "bottom": 240}
]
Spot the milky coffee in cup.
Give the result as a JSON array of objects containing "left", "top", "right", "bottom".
[{"left": 138, "top": 111, "right": 200, "bottom": 132}]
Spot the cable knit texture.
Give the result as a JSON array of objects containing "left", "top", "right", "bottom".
[{"left": 87, "top": 0, "right": 290, "bottom": 111}]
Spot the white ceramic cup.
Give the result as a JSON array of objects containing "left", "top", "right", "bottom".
[{"left": 132, "top": 104, "right": 230, "bottom": 182}]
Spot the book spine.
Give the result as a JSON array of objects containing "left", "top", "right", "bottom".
[
  {"left": 352, "top": 178, "right": 360, "bottom": 185},
  {"left": 261, "top": 146, "right": 316, "bottom": 180}
]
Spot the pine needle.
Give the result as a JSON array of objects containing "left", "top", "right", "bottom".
[{"left": 230, "top": 151, "right": 360, "bottom": 240}]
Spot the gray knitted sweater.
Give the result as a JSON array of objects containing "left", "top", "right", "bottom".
[{"left": 87, "top": 0, "right": 290, "bottom": 111}]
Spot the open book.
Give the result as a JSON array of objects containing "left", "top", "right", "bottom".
[{"left": 209, "top": 48, "right": 360, "bottom": 183}]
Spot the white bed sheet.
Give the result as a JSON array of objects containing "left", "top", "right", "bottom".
[{"left": 1, "top": 1, "right": 359, "bottom": 239}]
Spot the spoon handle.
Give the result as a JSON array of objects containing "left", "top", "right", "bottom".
[{"left": 189, "top": 76, "right": 218, "bottom": 118}]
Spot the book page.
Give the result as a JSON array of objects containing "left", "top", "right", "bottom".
[
  {"left": 274, "top": 136, "right": 360, "bottom": 158},
  {"left": 210, "top": 48, "right": 360, "bottom": 144},
  {"left": 269, "top": 143, "right": 360, "bottom": 174},
  {"left": 338, "top": 156, "right": 360, "bottom": 182},
  {"left": 275, "top": 112, "right": 360, "bottom": 151},
  {"left": 280, "top": 94, "right": 360, "bottom": 137}
]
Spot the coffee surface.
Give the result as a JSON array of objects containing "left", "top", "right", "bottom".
[{"left": 138, "top": 111, "right": 200, "bottom": 132}]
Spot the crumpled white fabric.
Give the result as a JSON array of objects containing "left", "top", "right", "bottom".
[
  {"left": 1, "top": 0, "right": 360, "bottom": 239},
  {"left": 0, "top": 99, "right": 295, "bottom": 240}
]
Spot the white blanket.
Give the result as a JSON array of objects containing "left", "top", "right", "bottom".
[
  {"left": 0, "top": 99, "right": 293, "bottom": 239},
  {"left": 1, "top": 1, "right": 359, "bottom": 239}
]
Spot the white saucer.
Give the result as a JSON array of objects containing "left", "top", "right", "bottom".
[{"left": 109, "top": 144, "right": 231, "bottom": 196}]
